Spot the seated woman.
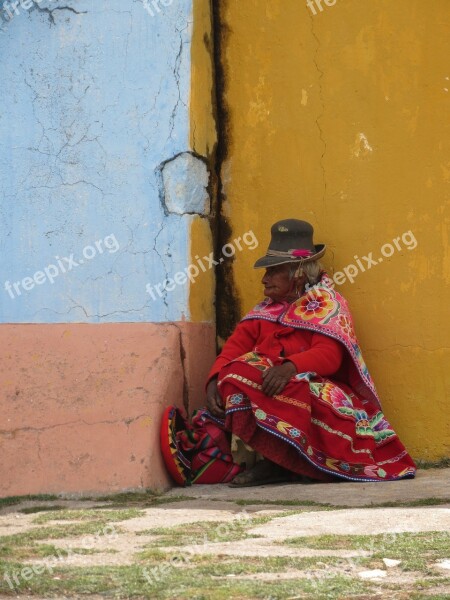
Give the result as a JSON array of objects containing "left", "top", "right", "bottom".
[{"left": 204, "top": 219, "right": 416, "bottom": 486}]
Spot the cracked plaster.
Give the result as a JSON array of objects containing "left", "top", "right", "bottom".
[
  {"left": 159, "top": 152, "right": 210, "bottom": 216},
  {"left": 0, "top": 0, "right": 197, "bottom": 324}
]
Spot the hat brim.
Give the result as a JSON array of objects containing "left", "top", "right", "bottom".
[{"left": 253, "top": 244, "right": 326, "bottom": 269}]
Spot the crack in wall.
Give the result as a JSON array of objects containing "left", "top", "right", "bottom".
[
  {"left": 33, "top": 4, "right": 87, "bottom": 26},
  {"left": 22, "top": 70, "right": 107, "bottom": 202},
  {"left": 168, "top": 27, "right": 185, "bottom": 141},
  {"left": 154, "top": 151, "right": 212, "bottom": 321},
  {"left": 0, "top": 414, "right": 152, "bottom": 436},
  {"left": 151, "top": 218, "right": 169, "bottom": 315},
  {"left": 172, "top": 324, "right": 189, "bottom": 414}
]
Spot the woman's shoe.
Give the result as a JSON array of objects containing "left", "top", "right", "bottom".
[{"left": 228, "top": 458, "right": 290, "bottom": 487}]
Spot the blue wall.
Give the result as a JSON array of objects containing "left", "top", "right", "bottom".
[{"left": 0, "top": 0, "right": 196, "bottom": 323}]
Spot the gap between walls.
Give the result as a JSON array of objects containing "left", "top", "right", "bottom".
[{"left": 210, "top": 0, "right": 242, "bottom": 347}]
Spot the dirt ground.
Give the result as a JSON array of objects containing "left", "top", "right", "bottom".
[{"left": 0, "top": 468, "right": 449, "bottom": 599}]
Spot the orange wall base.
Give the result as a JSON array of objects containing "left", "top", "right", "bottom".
[{"left": 0, "top": 322, "right": 215, "bottom": 497}]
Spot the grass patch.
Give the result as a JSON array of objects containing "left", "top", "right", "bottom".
[
  {"left": 0, "top": 491, "right": 192, "bottom": 512},
  {"left": 32, "top": 507, "right": 143, "bottom": 525},
  {"left": 411, "top": 595, "right": 450, "bottom": 600},
  {"left": 233, "top": 498, "right": 344, "bottom": 509},
  {"left": 0, "top": 560, "right": 374, "bottom": 599},
  {"left": 360, "top": 498, "right": 450, "bottom": 509},
  {"left": 137, "top": 519, "right": 262, "bottom": 547},
  {"left": 283, "top": 531, "right": 450, "bottom": 573},
  {"left": 135, "top": 547, "right": 175, "bottom": 562},
  {"left": 176, "top": 554, "right": 349, "bottom": 575},
  {"left": 414, "top": 576, "right": 450, "bottom": 590},
  {"left": 0, "top": 542, "right": 105, "bottom": 562},
  {"left": 94, "top": 490, "right": 164, "bottom": 503},
  {"left": 234, "top": 497, "right": 448, "bottom": 511},
  {"left": 136, "top": 512, "right": 299, "bottom": 547},
  {"left": 0, "top": 518, "right": 123, "bottom": 564},
  {"left": 94, "top": 493, "right": 195, "bottom": 508},
  {"left": 411, "top": 583, "right": 450, "bottom": 600},
  {"left": 18, "top": 505, "right": 67, "bottom": 515},
  {"left": 415, "top": 458, "right": 450, "bottom": 470},
  {"left": 0, "top": 521, "right": 123, "bottom": 547},
  {"left": 1, "top": 543, "right": 65, "bottom": 561},
  {"left": 0, "top": 495, "right": 60, "bottom": 509}
]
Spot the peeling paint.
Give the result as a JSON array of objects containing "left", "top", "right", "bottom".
[
  {"left": 158, "top": 151, "right": 210, "bottom": 216},
  {"left": 301, "top": 89, "right": 308, "bottom": 106},
  {"left": 353, "top": 132, "right": 374, "bottom": 158}
]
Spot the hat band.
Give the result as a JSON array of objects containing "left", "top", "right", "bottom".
[{"left": 266, "top": 248, "right": 314, "bottom": 259}]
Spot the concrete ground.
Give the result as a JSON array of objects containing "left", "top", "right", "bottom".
[
  {"left": 165, "top": 467, "right": 450, "bottom": 507},
  {"left": 0, "top": 468, "right": 449, "bottom": 599}
]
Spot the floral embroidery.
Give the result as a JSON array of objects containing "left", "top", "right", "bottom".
[
  {"left": 337, "top": 314, "right": 355, "bottom": 339},
  {"left": 309, "top": 382, "right": 322, "bottom": 397},
  {"left": 295, "top": 371, "right": 317, "bottom": 382},
  {"left": 355, "top": 411, "right": 371, "bottom": 433},
  {"left": 313, "top": 384, "right": 396, "bottom": 444},
  {"left": 319, "top": 383, "right": 354, "bottom": 409},
  {"left": 255, "top": 409, "right": 267, "bottom": 420},
  {"left": 240, "top": 352, "right": 273, "bottom": 371},
  {"left": 351, "top": 343, "right": 370, "bottom": 380},
  {"left": 326, "top": 458, "right": 342, "bottom": 472},
  {"left": 364, "top": 465, "right": 387, "bottom": 478},
  {"left": 217, "top": 280, "right": 416, "bottom": 482},
  {"left": 363, "top": 412, "right": 396, "bottom": 443},
  {"left": 229, "top": 394, "right": 245, "bottom": 405},
  {"left": 243, "top": 275, "right": 382, "bottom": 410},
  {"left": 397, "top": 466, "right": 416, "bottom": 477},
  {"left": 276, "top": 420, "right": 294, "bottom": 435},
  {"left": 292, "top": 288, "right": 339, "bottom": 323}
]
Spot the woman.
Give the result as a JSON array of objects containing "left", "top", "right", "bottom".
[{"left": 204, "top": 219, "right": 416, "bottom": 486}]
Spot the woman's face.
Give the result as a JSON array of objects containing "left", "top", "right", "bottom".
[{"left": 261, "top": 263, "right": 305, "bottom": 302}]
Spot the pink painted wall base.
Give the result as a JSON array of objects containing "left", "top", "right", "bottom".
[{"left": 0, "top": 322, "right": 216, "bottom": 497}]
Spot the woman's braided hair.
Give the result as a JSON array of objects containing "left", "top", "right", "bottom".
[{"left": 289, "top": 260, "right": 322, "bottom": 286}]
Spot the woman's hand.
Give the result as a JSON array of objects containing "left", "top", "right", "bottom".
[
  {"left": 262, "top": 362, "right": 297, "bottom": 396},
  {"left": 206, "top": 377, "right": 225, "bottom": 419}
]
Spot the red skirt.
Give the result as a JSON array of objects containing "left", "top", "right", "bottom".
[{"left": 215, "top": 353, "right": 416, "bottom": 483}]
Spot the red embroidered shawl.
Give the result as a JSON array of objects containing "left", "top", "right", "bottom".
[{"left": 242, "top": 273, "right": 381, "bottom": 409}]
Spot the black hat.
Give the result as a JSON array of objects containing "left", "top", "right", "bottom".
[{"left": 253, "top": 219, "right": 326, "bottom": 269}]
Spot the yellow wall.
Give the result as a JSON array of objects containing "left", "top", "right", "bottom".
[
  {"left": 214, "top": 0, "right": 449, "bottom": 459},
  {"left": 189, "top": 0, "right": 217, "bottom": 324}
]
